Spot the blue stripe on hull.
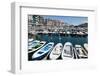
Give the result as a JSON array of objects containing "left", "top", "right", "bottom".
[{"left": 32, "top": 52, "right": 49, "bottom": 60}]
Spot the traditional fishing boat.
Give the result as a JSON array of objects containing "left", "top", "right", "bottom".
[
  {"left": 61, "top": 42, "right": 74, "bottom": 60},
  {"left": 28, "top": 38, "right": 34, "bottom": 46},
  {"left": 32, "top": 42, "right": 54, "bottom": 60},
  {"left": 28, "top": 40, "right": 40, "bottom": 51},
  {"left": 28, "top": 41, "right": 46, "bottom": 53},
  {"left": 75, "top": 45, "right": 87, "bottom": 59},
  {"left": 84, "top": 43, "right": 88, "bottom": 52},
  {"left": 49, "top": 43, "right": 63, "bottom": 60}
]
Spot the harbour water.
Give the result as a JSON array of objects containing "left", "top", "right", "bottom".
[{"left": 37, "top": 33, "right": 88, "bottom": 47}]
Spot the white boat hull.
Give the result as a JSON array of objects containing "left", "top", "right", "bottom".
[
  {"left": 49, "top": 43, "right": 63, "bottom": 60},
  {"left": 61, "top": 42, "right": 74, "bottom": 60}
]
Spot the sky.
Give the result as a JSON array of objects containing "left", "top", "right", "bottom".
[{"left": 43, "top": 15, "right": 88, "bottom": 25}]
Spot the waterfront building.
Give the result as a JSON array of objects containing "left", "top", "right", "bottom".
[{"left": 28, "top": 15, "right": 88, "bottom": 35}]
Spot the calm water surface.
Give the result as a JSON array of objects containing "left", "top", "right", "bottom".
[{"left": 37, "top": 33, "right": 88, "bottom": 47}]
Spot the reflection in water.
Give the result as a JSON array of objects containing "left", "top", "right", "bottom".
[{"left": 37, "top": 33, "right": 88, "bottom": 46}]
